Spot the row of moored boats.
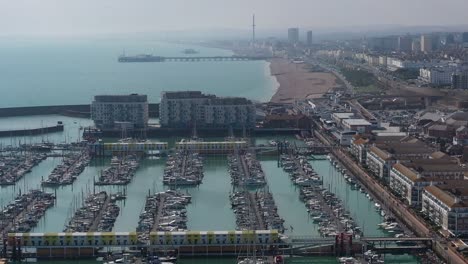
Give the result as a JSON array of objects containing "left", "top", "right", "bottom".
[
  {"left": 0, "top": 153, "right": 47, "bottom": 185},
  {"left": 163, "top": 152, "right": 204, "bottom": 186},
  {"left": 64, "top": 191, "right": 123, "bottom": 232},
  {"left": 230, "top": 191, "right": 284, "bottom": 232},
  {"left": 280, "top": 155, "right": 322, "bottom": 186},
  {"left": 228, "top": 153, "right": 266, "bottom": 187},
  {"left": 41, "top": 151, "right": 91, "bottom": 186},
  {"left": 281, "top": 155, "right": 362, "bottom": 238},
  {"left": 137, "top": 190, "right": 191, "bottom": 242},
  {"left": 96, "top": 155, "right": 140, "bottom": 185},
  {"left": 0, "top": 190, "right": 55, "bottom": 233},
  {"left": 301, "top": 186, "right": 362, "bottom": 237}
]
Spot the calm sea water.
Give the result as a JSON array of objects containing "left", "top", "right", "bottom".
[{"left": 0, "top": 38, "right": 277, "bottom": 107}]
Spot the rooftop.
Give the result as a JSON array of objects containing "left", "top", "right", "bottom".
[
  {"left": 343, "top": 118, "right": 372, "bottom": 126},
  {"left": 371, "top": 140, "right": 434, "bottom": 160},
  {"left": 352, "top": 138, "right": 369, "bottom": 145},
  {"left": 332, "top": 112, "right": 354, "bottom": 119},
  {"left": 94, "top": 94, "right": 147, "bottom": 103},
  {"left": 425, "top": 182, "right": 468, "bottom": 208},
  {"left": 393, "top": 160, "right": 464, "bottom": 182},
  {"left": 209, "top": 97, "right": 253, "bottom": 105},
  {"left": 428, "top": 124, "right": 452, "bottom": 132},
  {"left": 162, "top": 91, "right": 214, "bottom": 100}
]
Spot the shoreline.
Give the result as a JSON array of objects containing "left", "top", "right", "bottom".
[{"left": 268, "top": 58, "right": 339, "bottom": 103}]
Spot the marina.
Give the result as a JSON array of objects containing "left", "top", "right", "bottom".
[
  {"left": 0, "top": 190, "right": 55, "bottom": 233},
  {"left": 137, "top": 190, "right": 191, "bottom": 242},
  {"left": 0, "top": 152, "right": 47, "bottom": 185},
  {"left": 230, "top": 190, "right": 285, "bottom": 232},
  {"left": 163, "top": 152, "right": 204, "bottom": 186},
  {"left": 228, "top": 152, "right": 266, "bottom": 187},
  {"left": 0, "top": 116, "right": 423, "bottom": 263},
  {"left": 64, "top": 191, "right": 123, "bottom": 232},
  {"left": 41, "top": 151, "right": 90, "bottom": 186},
  {"left": 95, "top": 155, "right": 140, "bottom": 185},
  {"left": 280, "top": 154, "right": 322, "bottom": 187},
  {"left": 279, "top": 154, "right": 362, "bottom": 238}
]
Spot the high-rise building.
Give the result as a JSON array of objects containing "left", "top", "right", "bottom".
[
  {"left": 397, "top": 35, "right": 412, "bottom": 52},
  {"left": 431, "top": 34, "right": 441, "bottom": 50},
  {"left": 306, "top": 31, "right": 313, "bottom": 46},
  {"left": 288, "top": 28, "right": 299, "bottom": 44},
  {"left": 368, "top": 36, "right": 398, "bottom": 51},
  {"left": 91, "top": 94, "right": 148, "bottom": 129},
  {"left": 445, "top": 34, "right": 455, "bottom": 45},
  {"left": 463, "top": 32, "right": 468, "bottom": 48},
  {"left": 421, "top": 35, "right": 432, "bottom": 53},
  {"left": 420, "top": 66, "right": 457, "bottom": 85},
  {"left": 159, "top": 91, "right": 256, "bottom": 129},
  {"left": 452, "top": 71, "right": 468, "bottom": 89},
  {"left": 412, "top": 39, "right": 421, "bottom": 52},
  {"left": 463, "top": 32, "right": 468, "bottom": 43}
]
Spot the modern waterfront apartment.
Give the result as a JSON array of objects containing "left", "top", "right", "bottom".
[
  {"left": 366, "top": 140, "right": 434, "bottom": 182},
  {"left": 422, "top": 182, "right": 468, "bottom": 236},
  {"left": 91, "top": 94, "right": 148, "bottom": 129},
  {"left": 389, "top": 158, "right": 465, "bottom": 207},
  {"left": 159, "top": 91, "right": 256, "bottom": 129}
]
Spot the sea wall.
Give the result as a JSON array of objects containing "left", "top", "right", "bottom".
[
  {"left": 0, "top": 104, "right": 160, "bottom": 118},
  {"left": 0, "top": 124, "right": 64, "bottom": 137}
]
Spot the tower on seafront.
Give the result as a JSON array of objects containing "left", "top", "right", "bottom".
[{"left": 252, "top": 14, "right": 256, "bottom": 45}]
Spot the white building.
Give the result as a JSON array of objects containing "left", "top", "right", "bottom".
[
  {"left": 342, "top": 119, "right": 372, "bottom": 133},
  {"left": 159, "top": 91, "right": 256, "bottom": 129},
  {"left": 421, "top": 35, "right": 433, "bottom": 53},
  {"left": 379, "top": 56, "right": 387, "bottom": 67},
  {"left": 387, "top": 57, "right": 425, "bottom": 71},
  {"left": 422, "top": 182, "right": 468, "bottom": 236},
  {"left": 389, "top": 159, "right": 464, "bottom": 207},
  {"left": 420, "top": 67, "right": 457, "bottom": 85},
  {"left": 91, "top": 94, "right": 148, "bottom": 129},
  {"left": 332, "top": 112, "right": 355, "bottom": 126},
  {"left": 366, "top": 141, "right": 433, "bottom": 181},
  {"left": 294, "top": 99, "right": 317, "bottom": 116}
]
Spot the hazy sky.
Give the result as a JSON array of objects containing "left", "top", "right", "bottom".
[{"left": 1, "top": 0, "right": 468, "bottom": 36}]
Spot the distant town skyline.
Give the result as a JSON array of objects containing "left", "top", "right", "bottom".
[{"left": 1, "top": 0, "right": 468, "bottom": 36}]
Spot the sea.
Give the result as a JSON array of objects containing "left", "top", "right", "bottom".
[
  {"left": 0, "top": 38, "right": 420, "bottom": 263},
  {"left": 0, "top": 37, "right": 277, "bottom": 108}
]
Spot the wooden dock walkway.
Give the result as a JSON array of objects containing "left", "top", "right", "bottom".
[
  {"left": 151, "top": 195, "right": 166, "bottom": 232},
  {"left": 89, "top": 194, "right": 111, "bottom": 232},
  {"left": 248, "top": 193, "right": 266, "bottom": 230},
  {"left": 239, "top": 154, "right": 251, "bottom": 184}
]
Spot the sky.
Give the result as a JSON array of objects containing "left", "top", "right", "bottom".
[{"left": 0, "top": 0, "right": 468, "bottom": 36}]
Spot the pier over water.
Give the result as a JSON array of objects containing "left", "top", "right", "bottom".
[{"left": 118, "top": 55, "right": 272, "bottom": 63}]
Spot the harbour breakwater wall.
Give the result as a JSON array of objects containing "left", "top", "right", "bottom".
[
  {"left": 0, "top": 124, "right": 64, "bottom": 137},
  {"left": 0, "top": 104, "right": 160, "bottom": 118}
]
